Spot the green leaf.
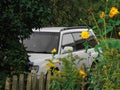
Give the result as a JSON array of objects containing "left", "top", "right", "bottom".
[
  {"left": 102, "top": 25, "right": 113, "bottom": 35},
  {"left": 115, "top": 20, "right": 120, "bottom": 26},
  {"left": 109, "top": 19, "right": 114, "bottom": 24},
  {"left": 106, "top": 26, "right": 113, "bottom": 32},
  {"left": 83, "top": 41, "right": 89, "bottom": 52},
  {"left": 94, "top": 44, "right": 100, "bottom": 52},
  {"left": 92, "top": 26, "right": 97, "bottom": 30},
  {"left": 98, "top": 19, "right": 103, "bottom": 23}
]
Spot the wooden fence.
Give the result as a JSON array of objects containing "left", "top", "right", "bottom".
[{"left": 5, "top": 72, "right": 51, "bottom": 90}]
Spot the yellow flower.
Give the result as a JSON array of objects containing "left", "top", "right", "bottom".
[
  {"left": 109, "top": 7, "right": 119, "bottom": 18},
  {"left": 79, "top": 70, "right": 87, "bottom": 79},
  {"left": 79, "top": 70, "right": 86, "bottom": 76},
  {"left": 81, "top": 31, "right": 90, "bottom": 39},
  {"left": 46, "top": 62, "right": 55, "bottom": 67},
  {"left": 51, "top": 48, "right": 57, "bottom": 54},
  {"left": 118, "top": 32, "right": 120, "bottom": 36},
  {"left": 100, "top": 11, "right": 105, "bottom": 18},
  {"left": 46, "top": 68, "right": 51, "bottom": 71}
]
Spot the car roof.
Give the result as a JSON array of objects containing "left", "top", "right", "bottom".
[
  {"left": 32, "top": 27, "right": 65, "bottom": 32},
  {"left": 32, "top": 26, "right": 89, "bottom": 33}
]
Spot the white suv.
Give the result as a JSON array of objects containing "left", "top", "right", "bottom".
[{"left": 23, "top": 26, "right": 98, "bottom": 73}]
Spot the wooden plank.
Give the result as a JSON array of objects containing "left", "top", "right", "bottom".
[
  {"left": 46, "top": 71, "right": 51, "bottom": 90},
  {"left": 31, "top": 73, "right": 37, "bottom": 90},
  {"left": 5, "top": 77, "right": 10, "bottom": 90},
  {"left": 12, "top": 75, "right": 18, "bottom": 90},
  {"left": 19, "top": 74, "right": 24, "bottom": 90},
  {"left": 26, "top": 73, "right": 32, "bottom": 90},
  {"left": 39, "top": 72, "right": 44, "bottom": 90}
]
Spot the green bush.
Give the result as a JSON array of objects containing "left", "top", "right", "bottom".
[
  {"left": 46, "top": 52, "right": 88, "bottom": 90},
  {"left": 88, "top": 39, "right": 120, "bottom": 89},
  {"left": 86, "top": 0, "right": 120, "bottom": 89}
]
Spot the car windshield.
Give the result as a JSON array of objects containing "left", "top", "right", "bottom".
[{"left": 23, "top": 32, "right": 60, "bottom": 54}]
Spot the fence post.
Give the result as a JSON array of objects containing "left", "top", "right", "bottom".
[
  {"left": 46, "top": 71, "right": 51, "bottom": 90},
  {"left": 12, "top": 75, "right": 18, "bottom": 90},
  {"left": 19, "top": 74, "right": 24, "bottom": 90},
  {"left": 39, "top": 72, "right": 44, "bottom": 90},
  {"left": 5, "top": 77, "right": 10, "bottom": 90},
  {"left": 26, "top": 73, "right": 32, "bottom": 90},
  {"left": 31, "top": 73, "right": 37, "bottom": 90}
]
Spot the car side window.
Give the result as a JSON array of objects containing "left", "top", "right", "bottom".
[
  {"left": 72, "top": 32, "right": 85, "bottom": 50},
  {"left": 87, "top": 36, "right": 97, "bottom": 48},
  {"left": 72, "top": 31, "right": 97, "bottom": 51},
  {"left": 61, "top": 33, "right": 75, "bottom": 49}
]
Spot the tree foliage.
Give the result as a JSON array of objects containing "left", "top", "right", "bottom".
[
  {"left": 0, "top": 0, "right": 120, "bottom": 88},
  {"left": 47, "top": 0, "right": 81, "bottom": 26},
  {"left": 0, "top": 0, "right": 51, "bottom": 88}
]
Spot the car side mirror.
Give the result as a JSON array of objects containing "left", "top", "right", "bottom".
[{"left": 61, "top": 46, "right": 73, "bottom": 54}]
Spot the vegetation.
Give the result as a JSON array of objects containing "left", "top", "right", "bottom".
[
  {"left": 0, "top": 0, "right": 51, "bottom": 89},
  {"left": 46, "top": 0, "right": 120, "bottom": 89},
  {"left": 87, "top": 1, "right": 120, "bottom": 89},
  {"left": 0, "top": 0, "right": 120, "bottom": 89},
  {"left": 46, "top": 52, "right": 88, "bottom": 90}
]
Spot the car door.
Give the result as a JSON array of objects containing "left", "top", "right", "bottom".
[
  {"left": 58, "top": 31, "right": 89, "bottom": 70},
  {"left": 72, "top": 31, "right": 98, "bottom": 69},
  {"left": 59, "top": 32, "right": 75, "bottom": 57},
  {"left": 71, "top": 31, "right": 90, "bottom": 69},
  {"left": 85, "top": 34, "right": 98, "bottom": 66},
  {"left": 59, "top": 31, "right": 98, "bottom": 70}
]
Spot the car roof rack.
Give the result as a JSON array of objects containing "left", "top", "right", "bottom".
[{"left": 61, "top": 26, "right": 89, "bottom": 31}]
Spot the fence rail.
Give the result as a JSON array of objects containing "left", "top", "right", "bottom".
[{"left": 5, "top": 72, "right": 51, "bottom": 90}]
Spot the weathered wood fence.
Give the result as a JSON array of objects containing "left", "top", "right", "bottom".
[{"left": 5, "top": 72, "right": 51, "bottom": 90}]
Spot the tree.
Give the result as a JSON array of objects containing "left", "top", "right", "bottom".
[
  {"left": 48, "top": 0, "right": 82, "bottom": 26},
  {"left": 0, "top": 0, "right": 51, "bottom": 88}
]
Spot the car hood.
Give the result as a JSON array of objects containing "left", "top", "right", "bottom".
[
  {"left": 28, "top": 53, "right": 52, "bottom": 64},
  {"left": 28, "top": 53, "right": 59, "bottom": 73}
]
